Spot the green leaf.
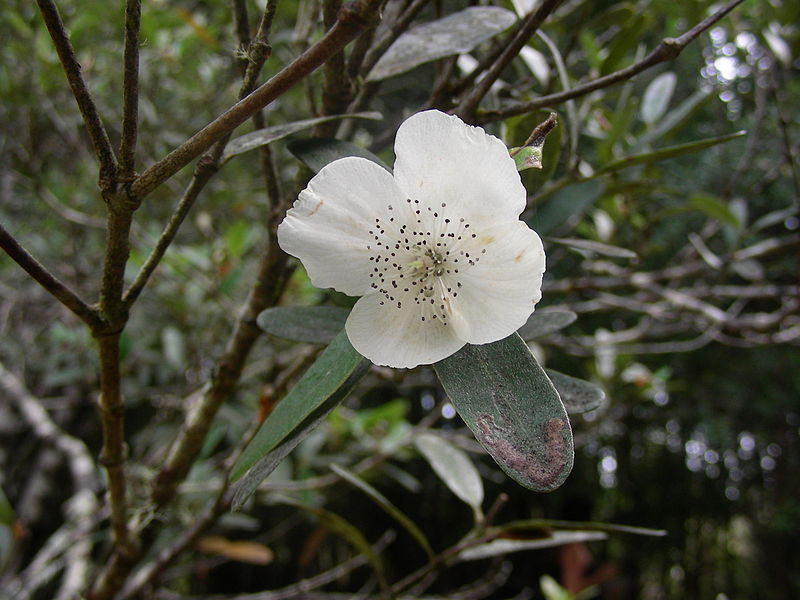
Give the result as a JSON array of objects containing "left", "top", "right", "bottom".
[
  {"left": 499, "top": 518, "right": 668, "bottom": 537},
  {"left": 517, "top": 310, "right": 577, "bottom": 340},
  {"left": 599, "top": 14, "right": 647, "bottom": 75},
  {"left": 532, "top": 180, "right": 603, "bottom": 235},
  {"left": 366, "top": 7, "right": 516, "bottom": 81},
  {"left": 458, "top": 531, "right": 607, "bottom": 561},
  {"left": 415, "top": 433, "right": 484, "bottom": 513},
  {"left": 596, "top": 131, "right": 747, "bottom": 175},
  {"left": 279, "top": 497, "right": 388, "bottom": 591},
  {"left": 434, "top": 333, "right": 574, "bottom": 492},
  {"left": 230, "top": 331, "right": 370, "bottom": 506},
  {"left": 640, "top": 72, "right": 677, "bottom": 125},
  {"left": 331, "top": 464, "right": 435, "bottom": 560},
  {"left": 287, "top": 138, "right": 390, "bottom": 173},
  {"left": 544, "top": 370, "right": 606, "bottom": 414},
  {"left": 222, "top": 112, "right": 382, "bottom": 162},
  {"left": 0, "top": 488, "right": 15, "bottom": 526},
  {"left": 547, "top": 237, "right": 638, "bottom": 259},
  {"left": 510, "top": 145, "right": 543, "bottom": 171},
  {"left": 257, "top": 306, "right": 350, "bottom": 345},
  {"left": 686, "top": 193, "right": 741, "bottom": 228},
  {"left": 634, "top": 88, "right": 713, "bottom": 149}
]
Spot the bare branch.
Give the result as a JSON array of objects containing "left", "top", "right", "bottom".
[
  {"left": 96, "top": 334, "right": 136, "bottom": 558},
  {"left": 122, "top": 0, "right": 282, "bottom": 308},
  {"left": 0, "top": 222, "right": 105, "bottom": 330},
  {"left": 454, "top": 0, "right": 564, "bottom": 121},
  {"left": 130, "top": 0, "right": 382, "bottom": 201},
  {"left": 119, "top": 0, "right": 142, "bottom": 179},
  {"left": 36, "top": 0, "right": 118, "bottom": 189},
  {"left": 0, "top": 363, "right": 100, "bottom": 600},
  {"left": 479, "top": 0, "right": 746, "bottom": 123}
]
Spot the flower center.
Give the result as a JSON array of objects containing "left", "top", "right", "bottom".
[{"left": 365, "top": 199, "right": 486, "bottom": 325}]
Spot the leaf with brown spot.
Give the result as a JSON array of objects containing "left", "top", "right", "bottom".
[{"left": 434, "top": 333, "right": 574, "bottom": 492}]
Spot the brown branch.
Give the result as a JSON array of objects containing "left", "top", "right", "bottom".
[
  {"left": 316, "top": 0, "right": 354, "bottom": 137},
  {"left": 454, "top": 0, "right": 564, "bottom": 122},
  {"left": 0, "top": 222, "right": 105, "bottom": 330},
  {"left": 36, "top": 0, "right": 118, "bottom": 190},
  {"left": 358, "top": 0, "right": 431, "bottom": 79},
  {"left": 122, "top": 0, "right": 281, "bottom": 308},
  {"left": 119, "top": 0, "right": 142, "bottom": 179},
  {"left": 96, "top": 334, "right": 137, "bottom": 557},
  {"left": 479, "top": 0, "right": 746, "bottom": 123},
  {"left": 129, "top": 0, "right": 382, "bottom": 201}
]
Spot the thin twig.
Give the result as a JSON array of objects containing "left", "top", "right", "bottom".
[
  {"left": 119, "top": 0, "right": 142, "bottom": 179},
  {"left": 358, "top": 0, "right": 430, "bottom": 79},
  {"left": 316, "top": 0, "right": 354, "bottom": 137},
  {"left": 122, "top": 0, "right": 281, "bottom": 308},
  {"left": 35, "top": 0, "right": 118, "bottom": 190},
  {"left": 0, "top": 222, "right": 105, "bottom": 330},
  {"left": 479, "top": 0, "right": 746, "bottom": 123},
  {"left": 454, "top": 0, "right": 564, "bottom": 121},
  {"left": 130, "top": 0, "right": 382, "bottom": 201},
  {"left": 0, "top": 363, "right": 100, "bottom": 600}
]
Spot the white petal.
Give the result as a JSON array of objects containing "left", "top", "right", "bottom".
[
  {"left": 446, "top": 221, "right": 545, "bottom": 344},
  {"left": 277, "top": 157, "right": 407, "bottom": 296},
  {"left": 346, "top": 292, "right": 466, "bottom": 368},
  {"left": 393, "top": 110, "right": 526, "bottom": 223}
]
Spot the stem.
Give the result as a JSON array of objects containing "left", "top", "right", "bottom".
[
  {"left": 130, "top": 0, "right": 382, "bottom": 201},
  {"left": 0, "top": 222, "right": 105, "bottom": 330},
  {"left": 316, "top": 0, "right": 353, "bottom": 138},
  {"left": 36, "top": 0, "right": 118, "bottom": 190},
  {"left": 119, "top": 0, "right": 142, "bottom": 179},
  {"left": 480, "top": 0, "right": 746, "bottom": 123},
  {"left": 96, "top": 334, "right": 136, "bottom": 557},
  {"left": 454, "top": 0, "right": 564, "bottom": 121}
]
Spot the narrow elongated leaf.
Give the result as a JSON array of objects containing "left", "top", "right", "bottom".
[
  {"left": 544, "top": 370, "right": 606, "bottom": 414},
  {"left": 415, "top": 433, "right": 484, "bottom": 511},
  {"left": 531, "top": 179, "right": 603, "bottom": 235},
  {"left": 458, "top": 531, "right": 607, "bottom": 561},
  {"left": 223, "top": 112, "right": 382, "bottom": 162},
  {"left": 230, "top": 331, "right": 369, "bottom": 504},
  {"left": 499, "top": 518, "right": 668, "bottom": 537},
  {"left": 287, "top": 138, "right": 390, "bottom": 173},
  {"left": 518, "top": 310, "right": 577, "bottom": 340},
  {"left": 279, "top": 497, "right": 387, "bottom": 591},
  {"left": 434, "top": 334, "right": 574, "bottom": 492},
  {"left": 257, "top": 306, "right": 350, "bottom": 344},
  {"left": 635, "top": 88, "right": 713, "bottom": 149},
  {"left": 640, "top": 72, "right": 677, "bottom": 125},
  {"left": 331, "top": 464, "right": 434, "bottom": 559},
  {"left": 596, "top": 131, "right": 747, "bottom": 175},
  {"left": 686, "top": 193, "right": 741, "bottom": 228},
  {"left": 547, "top": 237, "right": 638, "bottom": 259},
  {"left": 367, "top": 7, "right": 516, "bottom": 81}
]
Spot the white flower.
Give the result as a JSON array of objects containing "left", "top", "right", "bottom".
[{"left": 277, "top": 110, "right": 545, "bottom": 368}]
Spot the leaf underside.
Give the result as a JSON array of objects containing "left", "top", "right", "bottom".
[{"left": 434, "top": 333, "right": 574, "bottom": 492}]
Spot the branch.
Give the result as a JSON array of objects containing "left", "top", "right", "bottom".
[
  {"left": 0, "top": 222, "right": 105, "bottom": 330},
  {"left": 119, "top": 0, "right": 142, "bottom": 179},
  {"left": 454, "top": 0, "right": 564, "bottom": 121},
  {"left": 129, "top": 0, "right": 382, "bottom": 201},
  {"left": 122, "top": 0, "right": 281, "bottom": 308},
  {"left": 479, "top": 0, "right": 746, "bottom": 123},
  {"left": 36, "top": 0, "right": 118, "bottom": 189},
  {"left": 96, "top": 334, "right": 136, "bottom": 557},
  {"left": 0, "top": 363, "right": 100, "bottom": 600}
]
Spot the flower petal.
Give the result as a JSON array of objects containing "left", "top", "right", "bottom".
[
  {"left": 277, "top": 157, "right": 407, "bottom": 295},
  {"left": 346, "top": 292, "right": 466, "bottom": 368},
  {"left": 393, "top": 110, "right": 526, "bottom": 222},
  {"left": 445, "top": 221, "right": 545, "bottom": 344}
]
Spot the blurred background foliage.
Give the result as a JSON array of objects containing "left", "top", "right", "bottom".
[{"left": 0, "top": 0, "right": 798, "bottom": 598}]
